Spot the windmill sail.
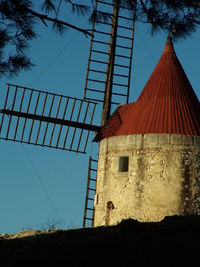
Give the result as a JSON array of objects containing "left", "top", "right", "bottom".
[
  {"left": 0, "top": 84, "right": 100, "bottom": 154},
  {"left": 84, "top": 0, "right": 136, "bottom": 122},
  {"left": 83, "top": 156, "right": 98, "bottom": 227}
]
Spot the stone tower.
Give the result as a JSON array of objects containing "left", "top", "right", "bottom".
[{"left": 93, "top": 36, "right": 200, "bottom": 226}]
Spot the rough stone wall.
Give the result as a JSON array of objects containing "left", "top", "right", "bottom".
[{"left": 94, "top": 134, "right": 200, "bottom": 226}]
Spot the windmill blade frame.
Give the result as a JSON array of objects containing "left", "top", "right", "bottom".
[{"left": 0, "top": 84, "right": 100, "bottom": 154}]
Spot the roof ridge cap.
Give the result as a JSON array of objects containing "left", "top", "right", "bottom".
[{"left": 166, "top": 34, "right": 173, "bottom": 45}]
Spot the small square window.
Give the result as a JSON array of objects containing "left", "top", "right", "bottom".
[{"left": 119, "top": 156, "right": 129, "bottom": 172}]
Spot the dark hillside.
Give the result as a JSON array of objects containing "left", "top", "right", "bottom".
[{"left": 0, "top": 215, "right": 200, "bottom": 266}]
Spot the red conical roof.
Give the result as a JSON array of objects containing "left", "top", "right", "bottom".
[{"left": 96, "top": 36, "right": 200, "bottom": 141}]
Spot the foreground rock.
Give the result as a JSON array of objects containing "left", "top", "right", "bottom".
[{"left": 0, "top": 215, "right": 200, "bottom": 266}]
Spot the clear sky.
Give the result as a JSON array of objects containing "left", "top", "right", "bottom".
[{"left": 0, "top": 2, "right": 200, "bottom": 234}]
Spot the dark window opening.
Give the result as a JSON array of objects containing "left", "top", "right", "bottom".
[{"left": 119, "top": 156, "right": 129, "bottom": 172}]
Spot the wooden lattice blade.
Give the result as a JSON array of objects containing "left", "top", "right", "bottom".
[
  {"left": 0, "top": 84, "right": 100, "bottom": 154},
  {"left": 84, "top": 0, "right": 136, "bottom": 116}
]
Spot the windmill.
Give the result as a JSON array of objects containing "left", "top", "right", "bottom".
[{"left": 0, "top": 0, "right": 136, "bottom": 228}]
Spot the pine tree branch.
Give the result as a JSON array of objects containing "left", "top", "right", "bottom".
[
  {"left": 139, "top": 0, "right": 148, "bottom": 14},
  {"left": 25, "top": 6, "right": 92, "bottom": 37}
]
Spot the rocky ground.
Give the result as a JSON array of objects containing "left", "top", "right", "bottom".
[{"left": 0, "top": 215, "right": 200, "bottom": 266}]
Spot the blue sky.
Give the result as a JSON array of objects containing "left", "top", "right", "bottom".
[{"left": 0, "top": 2, "right": 200, "bottom": 233}]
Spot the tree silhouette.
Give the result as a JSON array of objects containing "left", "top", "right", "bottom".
[{"left": 0, "top": 0, "right": 200, "bottom": 77}]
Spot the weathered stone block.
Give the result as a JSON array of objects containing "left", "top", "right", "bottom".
[
  {"left": 144, "top": 134, "right": 159, "bottom": 146},
  {"left": 127, "top": 135, "right": 136, "bottom": 146},
  {"left": 182, "top": 135, "right": 194, "bottom": 145},
  {"left": 135, "top": 135, "right": 144, "bottom": 148},
  {"left": 171, "top": 134, "right": 182, "bottom": 145},
  {"left": 99, "top": 138, "right": 108, "bottom": 152},
  {"left": 194, "top": 136, "right": 200, "bottom": 147},
  {"left": 107, "top": 136, "right": 120, "bottom": 149},
  {"left": 158, "top": 134, "right": 170, "bottom": 144},
  {"left": 118, "top": 136, "right": 129, "bottom": 147}
]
